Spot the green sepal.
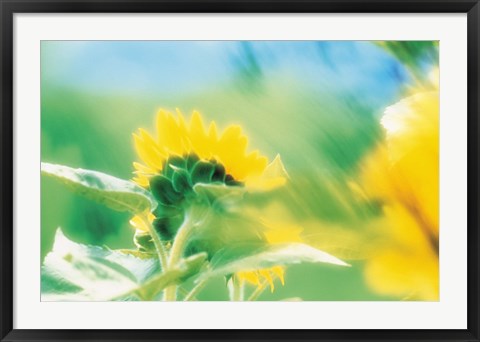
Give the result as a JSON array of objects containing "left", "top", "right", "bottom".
[
  {"left": 172, "top": 169, "right": 192, "bottom": 194},
  {"left": 225, "top": 273, "right": 234, "bottom": 285},
  {"left": 186, "top": 154, "right": 200, "bottom": 172},
  {"left": 191, "top": 161, "right": 216, "bottom": 184},
  {"left": 211, "top": 162, "right": 226, "bottom": 183},
  {"left": 152, "top": 204, "right": 184, "bottom": 241},
  {"left": 150, "top": 175, "right": 183, "bottom": 205},
  {"left": 164, "top": 156, "right": 187, "bottom": 179},
  {"left": 225, "top": 174, "right": 243, "bottom": 186}
]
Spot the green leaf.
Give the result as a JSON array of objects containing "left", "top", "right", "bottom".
[
  {"left": 135, "top": 252, "right": 207, "bottom": 300},
  {"left": 42, "top": 229, "right": 208, "bottom": 301},
  {"left": 41, "top": 162, "right": 155, "bottom": 213},
  {"left": 198, "top": 242, "right": 349, "bottom": 282},
  {"left": 42, "top": 229, "right": 160, "bottom": 301},
  {"left": 114, "top": 249, "right": 157, "bottom": 260},
  {"left": 183, "top": 203, "right": 265, "bottom": 259},
  {"left": 182, "top": 185, "right": 267, "bottom": 259}
]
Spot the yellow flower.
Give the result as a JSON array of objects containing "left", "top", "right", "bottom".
[
  {"left": 131, "top": 109, "right": 291, "bottom": 292},
  {"left": 132, "top": 109, "right": 282, "bottom": 189},
  {"left": 357, "top": 71, "right": 439, "bottom": 300}
]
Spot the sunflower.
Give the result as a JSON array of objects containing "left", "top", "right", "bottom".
[
  {"left": 132, "top": 109, "right": 279, "bottom": 187},
  {"left": 356, "top": 69, "right": 439, "bottom": 300},
  {"left": 131, "top": 109, "right": 290, "bottom": 292}
]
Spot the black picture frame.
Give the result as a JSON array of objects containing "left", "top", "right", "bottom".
[{"left": 1, "top": 1, "right": 479, "bottom": 341}]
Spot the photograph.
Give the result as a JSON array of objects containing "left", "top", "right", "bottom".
[{"left": 40, "top": 40, "right": 439, "bottom": 302}]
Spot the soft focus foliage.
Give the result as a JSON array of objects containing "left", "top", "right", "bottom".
[{"left": 42, "top": 41, "right": 438, "bottom": 300}]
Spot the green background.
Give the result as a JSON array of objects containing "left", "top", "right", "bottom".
[{"left": 41, "top": 41, "right": 437, "bottom": 300}]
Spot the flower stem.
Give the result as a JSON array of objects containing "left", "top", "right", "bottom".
[
  {"left": 163, "top": 282, "right": 177, "bottom": 301},
  {"left": 183, "top": 279, "right": 208, "bottom": 301},
  {"left": 231, "top": 278, "right": 245, "bottom": 301},
  {"left": 247, "top": 280, "right": 269, "bottom": 301},
  {"left": 163, "top": 215, "right": 195, "bottom": 301},
  {"left": 143, "top": 214, "right": 168, "bottom": 271}
]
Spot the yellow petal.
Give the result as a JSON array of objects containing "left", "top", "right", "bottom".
[
  {"left": 156, "top": 110, "right": 185, "bottom": 155},
  {"left": 208, "top": 121, "right": 218, "bottom": 141},
  {"left": 175, "top": 108, "right": 192, "bottom": 153},
  {"left": 264, "top": 226, "right": 303, "bottom": 244},
  {"left": 246, "top": 154, "right": 287, "bottom": 191},
  {"left": 129, "top": 215, "right": 149, "bottom": 232},
  {"left": 243, "top": 151, "right": 268, "bottom": 178},
  {"left": 237, "top": 271, "right": 261, "bottom": 286},
  {"left": 133, "top": 161, "right": 154, "bottom": 174},
  {"left": 133, "top": 109, "right": 273, "bottom": 189},
  {"left": 271, "top": 266, "right": 285, "bottom": 285},
  {"left": 132, "top": 175, "right": 149, "bottom": 187},
  {"left": 365, "top": 246, "right": 438, "bottom": 300},
  {"left": 133, "top": 132, "right": 165, "bottom": 171},
  {"left": 189, "top": 111, "right": 212, "bottom": 159},
  {"left": 357, "top": 78, "right": 439, "bottom": 300}
]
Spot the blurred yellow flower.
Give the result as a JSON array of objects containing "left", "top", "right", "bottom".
[{"left": 357, "top": 71, "right": 439, "bottom": 300}]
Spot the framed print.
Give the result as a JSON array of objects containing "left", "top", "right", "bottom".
[{"left": 1, "top": 1, "right": 479, "bottom": 341}]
